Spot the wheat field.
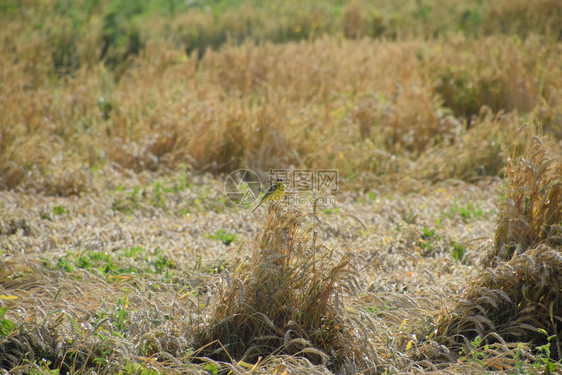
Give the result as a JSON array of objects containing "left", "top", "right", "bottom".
[{"left": 0, "top": 1, "right": 561, "bottom": 374}]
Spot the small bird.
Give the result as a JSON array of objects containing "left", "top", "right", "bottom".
[{"left": 252, "top": 178, "right": 286, "bottom": 212}]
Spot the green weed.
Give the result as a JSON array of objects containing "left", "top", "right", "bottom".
[
  {"left": 124, "top": 362, "right": 160, "bottom": 375},
  {"left": 447, "top": 201, "right": 483, "bottom": 222},
  {"left": 49, "top": 247, "right": 175, "bottom": 283},
  {"left": 112, "top": 186, "right": 141, "bottom": 214},
  {"left": 204, "top": 258, "right": 227, "bottom": 274},
  {"left": 25, "top": 359, "right": 60, "bottom": 375},
  {"left": 53, "top": 206, "right": 67, "bottom": 215},
  {"left": 56, "top": 256, "right": 75, "bottom": 273},
  {"left": 206, "top": 229, "right": 236, "bottom": 245},
  {"left": 458, "top": 335, "right": 488, "bottom": 368},
  {"left": 422, "top": 226, "right": 435, "bottom": 238},
  {"left": 151, "top": 250, "right": 176, "bottom": 274},
  {"left": 203, "top": 363, "right": 219, "bottom": 375},
  {"left": 111, "top": 176, "right": 200, "bottom": 214},
  {"left": 122, "top": 245, "right": 144, "bottom": 259},
  {"left": 92, "top": 292, "right": 132, "bottom": 337},
  {"left": 419, "top": 226, "right": 438, "bottom": 256},
  {"left": 0, "top": 306, "right": 15, "bottom": 335},
  {"left": 451, "top": 241, "right": 467, "bottom": 262},
  {"left": 532, "top": 329, "right": 560, "bottom": 373}
]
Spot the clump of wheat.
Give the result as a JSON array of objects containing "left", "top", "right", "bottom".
[
  {"left": 193, "top": 202, "right": 379, "bottom": 373},
  {"left": 489, "top": 130, "right": 561, "bottom": 266},
  {"left": 422, "top": 130, "right": 562, "bottom": 369},
  {"left": 432, "top": 244, "right": 562, "bottom": 363}
]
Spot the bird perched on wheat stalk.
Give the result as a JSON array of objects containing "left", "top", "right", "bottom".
[{"left": 252, "top": 178, "right": 286, "bottom": 212}]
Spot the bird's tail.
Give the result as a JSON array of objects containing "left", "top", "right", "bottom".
[{"left": 252, "top": 200, "right": 263, "bottom": 212}]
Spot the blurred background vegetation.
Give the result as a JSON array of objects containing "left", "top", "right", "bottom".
[
  {"left": 0, "top": 0, "right": 560, "bottom": 193},
  {"left": 2, "top": 0, "right": 560, "bottom": 74}
]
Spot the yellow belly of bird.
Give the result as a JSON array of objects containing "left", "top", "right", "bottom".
[{"left": 264, "top": 189, "right": 284, "bottom": 203}]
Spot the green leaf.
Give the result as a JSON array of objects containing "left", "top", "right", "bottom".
[
  {"left": 53, "top": 205, "right": 67, "bottom": 215},
  {"left": 204, "top": 363, "right": 219, "bottom": 375},
  {"left": 422, "top": 226, "right": 435, "bottom": 238},
  {"left": 118, "top": 308, "right": 128, "bottom": 323},
  {"left": 207, "top": 229, "right": 236, "bottom": 245},
  {"left": 452, "top": 242, "right": 467, "bottom": 262},
  {"left": 0, "top": 318, "right": 15, "bottom": 335},
  {"left": 545, "top": 362, "right": 557, "bottom": 372}
]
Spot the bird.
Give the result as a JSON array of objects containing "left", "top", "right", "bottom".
[{"left": 252, "top": 178, "right": 286, "bottom": 212}]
